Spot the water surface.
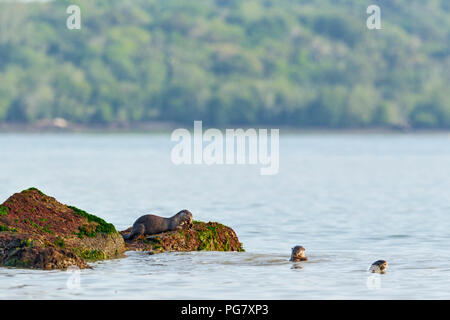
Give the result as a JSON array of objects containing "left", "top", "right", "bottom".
[{"left": 0, "top": 133, "right": 449, "bottom": 299}]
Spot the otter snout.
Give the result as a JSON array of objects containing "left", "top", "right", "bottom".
[
  {"left": 290, "top": 245, "right": 307, "bottom": 262},
  {"left": 176, "top": 209, "right": 193, "bottom": 226}
]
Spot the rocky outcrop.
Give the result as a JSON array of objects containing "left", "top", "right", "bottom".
[
  {"left": 0, "top": 188, "right": 124, "bottom": 269},
  {"left": 0, "top": 188, "right": 244, "bottom": 270},
  {"left": 121, "top": 221, "right": 244, "bottom": 253}
]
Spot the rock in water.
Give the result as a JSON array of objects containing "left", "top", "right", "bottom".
[
  {"left": 121, "top": 220, "right": 245, "bottom": 254},
  {"left": 0, "top": 188, "right": 245, "bottom": 270},
  {"left": 0, "top": 188, "right": 124, "bottom": 270}
]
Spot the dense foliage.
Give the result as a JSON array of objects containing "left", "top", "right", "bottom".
[{"left": 0, "top": 0, "right": 448, "bottom": 128}]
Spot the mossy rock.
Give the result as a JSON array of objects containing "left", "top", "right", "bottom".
[
  {"left": 121, "top": 221, "right": 244, "bottom": 253},
  {"left": 69, "top": 206, "right": 117, "bottom": 236},
  {"left": 0, "top": 188, "right": 124, "bottom": 270},
  {"left": 0, "top": 188, "right": 244, "bottom": 270},
  {"left": 0, "top": 206, "right": 9, "bottom": 216}
]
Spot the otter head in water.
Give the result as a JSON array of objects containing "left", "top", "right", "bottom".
[
  {"left": 369, "top": 260, "right": 388, "bottom": 274},
  {"left": 290, "top": 246, "right": 308, "bottom": 262}
]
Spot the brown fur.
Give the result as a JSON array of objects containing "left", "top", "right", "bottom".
[
  {"left": 290, "top": 245, "right": 308, "bottom": 262},
  {"left": 370, "top": 260, "right": 388, "bottom": 273},
  {"left": 123, "top": 210, "right": 193, "bottom": 241}
]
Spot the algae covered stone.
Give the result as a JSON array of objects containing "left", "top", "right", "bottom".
[
  {"left": 0, "top": 188, "right": 245, "bottom": 270},
  {"left": 121, "top": 220, "right": 244, "bottom": 254},
  {"left": 0, "top": 188, "right": 124, "bottom": 270}
]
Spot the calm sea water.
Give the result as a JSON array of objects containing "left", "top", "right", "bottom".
[{"left": 0, "top": 133, "right": 449, "bottom": 299}]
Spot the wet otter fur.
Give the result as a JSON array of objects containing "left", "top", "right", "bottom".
[
  {"left": 290, "top": 246, "right": 308, "bottom": 262},
  {"left": 123, "top": 210, "right": 193, "bottom": 241},
  {"left": 369, "top": 260, "right": 388, "bottom": 273}
]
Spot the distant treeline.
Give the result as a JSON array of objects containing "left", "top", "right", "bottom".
[{"left": 0, "top": 0, "right": 449, "bottom": 128}]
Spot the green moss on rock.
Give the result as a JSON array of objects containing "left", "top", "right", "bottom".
[
  {"left": 0, "top": 206, "right": 8, "bottom": 216},
  {"left": 22, "top": 187, "right": 45, "bottom": 196},
  {"left": 0, "top": 188, "right": 124, "bottom": 270},
  {"left": 4, "top": 257, "right": 32, "bottom": 268},
  {"left": 43, "top": 224, "right": 53, "bottom": 234},
  {"left": 75, "top": 225, "right": 97, "bottom": 238},
  {"left": 74, "top": 248, "right": 107, "bottom": 261},
  {"left": 0, "top": 224, "right": 17, "bottom": 233},
  {"left": 54, "top": 236, "right": 65, "bottom": 248},
  {"left": 122, "top": 221, "right": 244, "bottom": 253},
  {"left": 21, "top": 238, "right": 34, "bottom": 247},
  {"left": 69, "top": 206, "right": 117, "bottom": 235},
  {"left": 23, "top": 218, "right": 42, "bottom": 231},
  {"left": 197, "top": 228, "right": 215, "bottom": 250}
]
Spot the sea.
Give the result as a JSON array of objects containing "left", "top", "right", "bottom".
[{"left": 0, "top": 133, "right": 449, "bottom": 299}]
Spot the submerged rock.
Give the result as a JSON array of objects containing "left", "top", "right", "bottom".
[
  {"left": 0, "top": 188, "right": 245, "bottom": 270},
  {"left": 0, "top": 188, "right": 124, "bottom": 270},
  {"left": 121, "top": 221, "right": 244, "bottom": 254}
]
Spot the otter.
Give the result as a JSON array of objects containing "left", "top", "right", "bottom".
[
  {"left": 290, "top": 246, "right": 308, "bottom": 262},
  {"left": 369, "top": 260, "right": 388, "bottom": 273},
  {"left": 123, "top": 210, "right": 193, "bottom": 241}
]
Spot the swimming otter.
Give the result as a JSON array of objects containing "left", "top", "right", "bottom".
[
  {"left": 123, "top": 210, "right": 193, "bottom": 241},
  {"left": 290, "top": 246, "right": 308, "bottom": 262},
  {"left": 369, "top": 260, "right": 388, "bottom": 273}
]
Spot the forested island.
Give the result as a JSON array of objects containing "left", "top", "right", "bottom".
[{"left": 0, "top": 0, "right": 448, "bottom": 129}]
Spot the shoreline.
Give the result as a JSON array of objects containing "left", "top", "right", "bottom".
[{"left": 2, "top": 121, "right": 450, "bottom": 135}]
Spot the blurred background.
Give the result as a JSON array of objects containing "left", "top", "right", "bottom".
[{"left": 0, "top": 0, "right": 448, "bottom": 130}]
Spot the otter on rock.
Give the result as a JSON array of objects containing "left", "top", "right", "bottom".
[
  {"left": 290, "top": 246, "right": 308, "bottom": 262},
  {"left": 369, "top": 260, "right": 388, "bottom": 273},
  {"left": 123, "top": 210, "right": 193, "bottom": 241}
]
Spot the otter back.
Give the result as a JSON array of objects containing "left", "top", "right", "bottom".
[{"left": 133, "top": 214, "right": 170, "bottom": 235}]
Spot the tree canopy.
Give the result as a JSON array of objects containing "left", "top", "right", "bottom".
[{"left": 0, "top": 0, "right": 448, "bottom": 128}]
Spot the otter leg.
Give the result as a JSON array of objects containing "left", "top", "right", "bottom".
[
  {"left": 122, "top": 233, "right": 131, "bottom": 240},
  {"left": 123, "top": 224, "right": 145, "bottom": 241}
]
